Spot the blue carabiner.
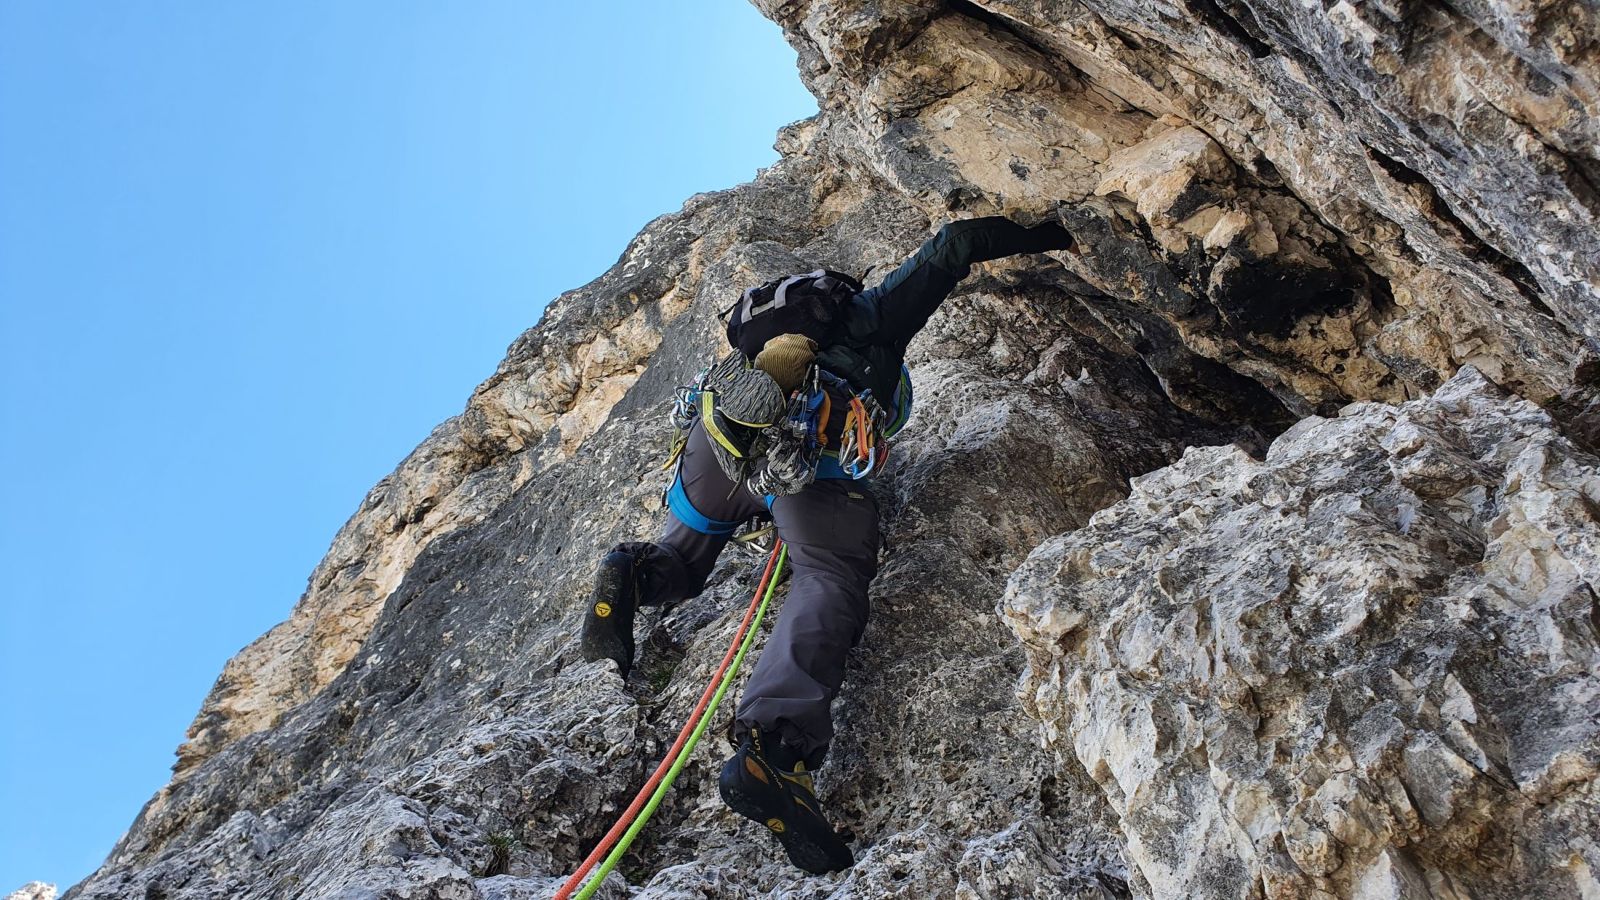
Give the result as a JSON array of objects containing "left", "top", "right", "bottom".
[{"left": 843, "top": 443, "right": 876, "bottom": 479}]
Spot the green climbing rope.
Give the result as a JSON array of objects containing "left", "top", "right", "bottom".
[{"left": 573, "top": 545, "right": 788, "bottom": 900}]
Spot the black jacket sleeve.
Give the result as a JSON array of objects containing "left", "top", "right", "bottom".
[{"left": 849, "top": 216, "right": 1072, "bottom": 351}]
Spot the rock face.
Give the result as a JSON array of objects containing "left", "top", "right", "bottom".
[
  {"left": 1003, "top": 367, "right": 1600, "bottom": 898},
  {"left": 67, "top": 1, "right": 1596, "bottom": 899}
]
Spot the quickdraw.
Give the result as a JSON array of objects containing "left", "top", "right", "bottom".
[
  {"left": 663, "top": 363, "right": 712, "bottom": 471},
  {"left": 820, "top": 370, "right": 889, "bottom": 480},
  {"left": 746, "top": 365, "right": 830, "bottom": 498},
  {"left": 795, "top": 364, "right": 831, "bottom": 451},
  {"left": 663, "top": 357, "right": 894, "bottom": 487}
]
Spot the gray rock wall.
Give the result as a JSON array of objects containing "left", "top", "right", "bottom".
[
  {"left": 1004, "top": 367, "right": 1600, "bottom": 898},
  {"left": 65, "top": 1, "right": 1597, "bottom": 898}
]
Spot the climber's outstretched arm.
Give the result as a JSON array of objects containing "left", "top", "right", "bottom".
[{"left": 854, "top": 216, "right": 1072, "bottom": 349}]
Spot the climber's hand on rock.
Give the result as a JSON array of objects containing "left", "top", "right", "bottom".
[{"left": 1021, "top": 221, "right": 1073, "bottom": 253}]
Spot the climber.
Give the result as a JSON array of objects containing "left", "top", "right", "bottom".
[{"left": 579, "top": 215, "right": 1073, "bottom": 874}]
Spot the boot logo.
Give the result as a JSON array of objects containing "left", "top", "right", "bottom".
[
  {"left": 593, "top": 602, "right": 612, "bottom": 618},
  {"left": 766, "top": 817, "right": 786, "bottom": 833}
]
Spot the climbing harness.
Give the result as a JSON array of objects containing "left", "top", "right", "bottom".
[
  {"left": 661, "top": 350, "right": 910, "bottom": 496},
  {"left": 554, "top": 543, "right": 789, "bottom": 900}
]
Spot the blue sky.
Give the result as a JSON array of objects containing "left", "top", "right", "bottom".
[{"left": 0, "top": 2, "right": 816, "bottom": 890}]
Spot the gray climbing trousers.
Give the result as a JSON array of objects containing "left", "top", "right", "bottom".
[{"left": 613, "top": 421, "right": 879, "bottom": 768}]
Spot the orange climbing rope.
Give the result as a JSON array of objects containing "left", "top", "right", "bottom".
[{"left": 553, "top": 542, "right": 785, "bottom": 900}]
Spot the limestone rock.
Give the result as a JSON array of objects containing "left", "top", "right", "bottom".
[
  {"left": 66, "top": 0, "right": 1599, "bottom": 897},
  {"left": 5, "top": 885, "right": 56, "bottom": 900},
  {"left": 1003, "top": 367, "right": 1600, "bottom": 898}
]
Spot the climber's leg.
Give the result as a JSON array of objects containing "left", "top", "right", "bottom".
[
  {"left": 733, "top": 479, "right": 879, "bottom": 767},
  {"left": 582, "top": 422, "right": 764, "bottom": 676}
]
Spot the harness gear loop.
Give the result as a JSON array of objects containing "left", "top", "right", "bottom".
[{"left": 663, "top": 352, "right": 900, "bottom": 491}]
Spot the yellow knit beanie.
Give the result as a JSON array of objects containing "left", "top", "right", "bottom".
[{"left": 754, "top": 333, "right": 819, "bottom": 394}]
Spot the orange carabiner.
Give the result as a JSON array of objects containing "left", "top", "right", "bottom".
[{"left": 849, "top": 397, "right": 870, "bottom": 462}]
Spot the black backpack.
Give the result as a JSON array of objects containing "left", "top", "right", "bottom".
[{"left": 723, "top": 269, "right": 863, "bottom": 359}]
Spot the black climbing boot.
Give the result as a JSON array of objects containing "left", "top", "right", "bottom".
[
  {"left": 718, "top": 729, "right": 853, "bottom": 874},
  {"left": 580, "top": 550, "right": 638, "bottom": 677}
]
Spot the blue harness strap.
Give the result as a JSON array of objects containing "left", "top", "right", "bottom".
[
  {"left": 667, "top": 474, "right": 742, "bottom": 536},
  {"left": 814, "top": 453, "right": 849, "bottom": 481}
]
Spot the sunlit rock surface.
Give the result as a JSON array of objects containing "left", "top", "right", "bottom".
[
  {"left": 68, "top": 0, "right": 1596, "bottom": 897},
  {"left": 1004, "top": 367, "right": 1600, "bottom": 898}
]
